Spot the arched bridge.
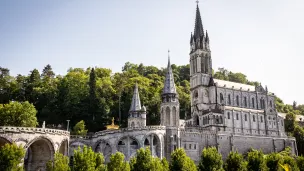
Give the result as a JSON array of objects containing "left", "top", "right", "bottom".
[{"left": 0, "top": 126, "right": 70, "bottom": 171}]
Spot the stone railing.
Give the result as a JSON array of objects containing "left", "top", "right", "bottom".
[
  {"left": 93, "top": 126, "right": 166, "bottom": 137},
  {"left": 70, "top": 135, "right": 91, "bottom": 139},
  {"left": 0, "top": 126, "right": 70, "bottom": 136}
]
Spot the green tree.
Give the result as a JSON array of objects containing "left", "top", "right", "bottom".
[
  {"left": 170, "top": 148, "right": 197, "bottom": 171},
  {"left": 266, "top": 153, "right": 282, "bottom": 171},
  {"left": 72, "top": 120, "right": 88, "bottom": 136},
  {"left": 246, "top": 149, "right": 268, "bottom": 171},
  {"left": 0, "top": 143, "right": 25, "bottom": 171},
  {"left": 73, "top": 145, "right": 106, "bottom": 171},
  {"left": 0, "top": 101, "right": 38, "bottom": 127},
  {"left": 46, "top": 152, "right": 70, "bottom": 171},
  {"left": 131, "top": 147, "right": 153, "bottom": 171},
  {"left": 150, "top": 157, "right": 170, "bottom": 171},
  {"left": 198, "top": 147, "right": 223, "bottom": 171},
  {"left": 107, "top": 152, "right": 130, "bottom": 171},
  {"left": 284, "top": 113, "right": 296, "bottom": 133},
  {"left": 224, "top": 151, "right": 247, "bottom": 171},
  {"left": 296, "top": 156, "right": 304, "bottom": 171}
]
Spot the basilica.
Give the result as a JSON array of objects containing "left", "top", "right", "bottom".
[
  {"left": 69, "top": 4, "right": 297, "bottom": 162},
  {"left": 0, "top": 4, "right": 297, "bottom": 171}
]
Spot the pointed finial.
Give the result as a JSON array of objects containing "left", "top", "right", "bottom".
[
  {"left": 196, "top": 0, "right": 199, "bottom": 5},
  {"left": 168, "top": 49, "right": 171, "bottom": 63}
]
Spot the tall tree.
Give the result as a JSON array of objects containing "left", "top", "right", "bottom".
[
  {"left": 41, "top": 64, "right": 55, "bottom": 79},
  {"left": 89, "top": 68, "right": 98, "bottom": 121}
]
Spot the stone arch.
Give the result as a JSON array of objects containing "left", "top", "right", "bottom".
[
  {"left": 94, "top": 139, "right": 112, "bottom": 163},
  {"left": 24, "top": 136, "right": 55, "bottom": 171},
  {"left": 166, "top": 106, "right": 171, "bottom": 126},
  {"left": 172, "top": 106, "right": 177, "bottom": 126},
  {"left": 142, "top": 134, "right": 162, "bottom": 158},
  {"left": 69, "top": 140, "right": 89, "bottom": 156},
  {"left": 117, "top": 136, "right": 140, "bottom": 160},
  {"left": 131, "top": 122, "right": 135, "bottom": 127},
  {"left": 0, "top": 135, "right": 12, "bottom": 147},
  {"left": 59, "top": 139, "right": 69, "bottom": 156}
]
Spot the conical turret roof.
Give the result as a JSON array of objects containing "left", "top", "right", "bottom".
[
  {"left": 162, "top": 51, "right": 177, "bottom": 95},
  {"left": 129, "top": 83, "right": 141, "bottom": 112},
  {"left": 193, "top": 4, "right": 204, "bottom": 39}
]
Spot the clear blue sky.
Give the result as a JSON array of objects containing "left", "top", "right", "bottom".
[{"left": 0, "top": 0, "right": 303, "bottom": 105}]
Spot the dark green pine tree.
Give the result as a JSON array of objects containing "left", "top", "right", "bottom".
[{"left": 89, "top": 68, "right": 98, "bottom": 121}]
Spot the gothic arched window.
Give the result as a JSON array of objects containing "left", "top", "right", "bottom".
[
  {"left": 270, "top": 100, "right": 273, "bottom": 108},
  {"left": 236, "top": 95, "right": 240, "bottom": 106},
  {"left": 253, "top": 115, "right": 256, "bottom": 122},
  {"left": 244, "top": 97, "right": 247, "bottom": 107},
  {"left": 236, "top": 113, "right": 239, "bottom": 120},
  {"left": 252, "top": 98, "right": 255, "bottom": 108},
  {"left": 220, "top": 93, "right": 224, "bottom": 104},
  {"left": 227, "top": 112, "right": 230, "bottom": 119},
  {"left": 228, "top": 94, "right": 231, "bottom": 105},
  {"left": 260, "top": 116, "right": 263, "bottom": 122},
  {"left": 245, "top": 114, "right": 247, "bottom": 121}
]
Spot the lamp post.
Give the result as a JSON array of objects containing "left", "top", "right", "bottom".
[{"left": 66, "top": 120, "right": 70, "bottom": 131}]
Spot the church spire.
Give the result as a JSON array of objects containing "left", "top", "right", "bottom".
[
  {"left": 129, "top": 83, "right": 141, "bottom": 112},
  {"left": 162, "top": 50, "right": 177, "bottom": 95},
  {"left": 193, "top": 3, "right": 204, "bottom": 40}
]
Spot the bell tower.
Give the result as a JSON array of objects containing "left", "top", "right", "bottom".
[{"left": 190, "top": 3, "right": 213, "bottom": 115}]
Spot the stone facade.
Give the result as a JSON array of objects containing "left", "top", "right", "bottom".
[
  {"left": 1, "top": 4, "right": 297, "bottom": 170},
  {"left": 0, "top": 126, "right": 69, "bottom": 171},
  {"left": 69, "top": 4, "right": 297, "bottom": 162}
]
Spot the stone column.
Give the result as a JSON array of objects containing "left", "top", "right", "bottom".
[
  {"left": 150, "top": 135, "right": 154, "bottom": 156},
  {"left": 127, "top": 137, "right": 130, "bottom": 160}
]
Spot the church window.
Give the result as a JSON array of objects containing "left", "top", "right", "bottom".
[
  {"left": 220, "top": 93, "right": 224, "bottom": 104},
  {"left": 194, "top": 90, "right": 198, "bottom": 99},
  {"left": 228, "top": 94, "right": 231, "bottom": 105},
  {"left": 220, "top": 116, "right": 223, "bottom": 124},
  {"left": 260, "top": 99, "right": 265, "bottom": 109},
  {"left": 207, "top": 116, "right": 210, "bottom": 124},
  {"left": 227, "top": 112, "right": 230, "bottom": 119},
  {"left": 216, "top": 116, "right": 219, "bottom": 124},
  {"left": 273, "top": 117, "right": 275, "bottom": 120},
  {"left": 184, "top": 144, "right": 186, "bottom": 149},
  {"left": 189, "top": 144, "right": 192, "bottom": 149},
  {"left": 236, "top": 96, "right": 240, "bottom": 106},
  {"left": 194, "top": 144, "right": 196, "bottom": 149},
  {"left": 281, "top": 120, "right": 283, "bottom": 126},
  {"left": 270, "top": 100, "right": 273, "bottom": 108},
  {"left": 261, "top": 116, "right": 263, "bottom": 122},
  {"left": 252, "top": 98, "right": 255, "bottom": 108},
  {"left": 174, "top": 135, "right": 177, "bottom": 142},
  {"left": 245, "top": 114, "right": 247, "bottom": 121},
  {"left": 236, "top": 113, "right": 239, "bottom": 120},
  {"left": 253, "top": 115, "right": 256, "bottom": 122},
  {"left": 244, "top": 97, "right": 247, "bottom": 107}
]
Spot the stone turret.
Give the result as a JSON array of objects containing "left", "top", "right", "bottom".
[
  {"left": 128, "top": 83, "right": 147, "bottom": 127},
  {"left": 160, "top": 50, "right": 180, "bottom": 127}
]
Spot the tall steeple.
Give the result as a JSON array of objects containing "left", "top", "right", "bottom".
[
  {"left": 193, "top": 4, "right": 204, "bottom": 40},
  {"left": 129, "top": 83, "right": 141, "bottom": 112},
  {"left": 162, "top": 50, "right": 177, "bottom": 95}
]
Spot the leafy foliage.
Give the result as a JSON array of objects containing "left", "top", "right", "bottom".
[
  {"left": 198, "top": 147, "right": 223, "bottom": 171},
  {"left": 73, "top": 145, "right": 106, "bottom": 171},
  {"left": 107, "top": 152, "right": 130, "bottom": 171},
  {"left": 0, "top": 143, "right": 25, "bottom": 171},
  {"left": 224, "top": 151, "right": 247, "bottom": 171},
  {"left": 0, "top": 101, "right": 38, "bottom": 127},
  {"left": 246, "top": 149, "right": 268, "bottom": 171},
  {"left": 296, "top": 155, "right": 304, "bottom": 171},
  {"left": 170, "top": 148, "right": 197, "bottom": 171},
  {"left": 72, "top": 120, "right": 88, "bottom": 136},
  {"left": 46, "top": 152, "right": 70, "bottom": 171}
]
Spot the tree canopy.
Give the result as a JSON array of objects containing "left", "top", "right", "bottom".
[{"left": 0, "top": 143, "right": 25, "bottom": 171}]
